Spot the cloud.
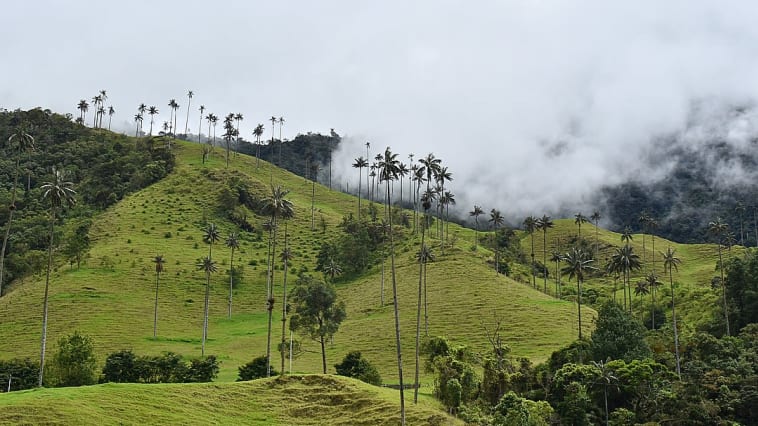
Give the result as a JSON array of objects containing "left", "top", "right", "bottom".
[{"left": 4, "top": 1, "right": 758, "bottom": 224}]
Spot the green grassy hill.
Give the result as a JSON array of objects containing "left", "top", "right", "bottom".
[
  {"left": 0, "top": 375, "right": 460, "bottom": 425},
  {"left": 0, "top": 140, "right": 588, "bottom": 385}
]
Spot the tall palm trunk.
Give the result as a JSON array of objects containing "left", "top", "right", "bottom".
[
  {"left": 266, "top": 218, "right": 278, "bottom": 376},
  {"left": 415, "top": 230, "right": 427, "bottom": 404},
  {"left": 280, "top": 225, "right": 289, "bottom": 375},
  {"left": 185, "top": 100, "right": 192, "bottom": 135},
  {"left": 387, "top": 180, "right": 406, "bottom": 425},
  {"left": 228, "top": 245, "right": 235, "bottom": 319},
  {"left": 357, "top": 168, "right": 362, "bottom": 218},
  {"left": 577, "top": 276, "right": 583, "bottom": 340},
  {"left": 201, "top": 270, "right": 211, "bottom": 356},
  {"left": 543, "top": 231, "right": 548, "bottom": 293},
  {"left": 38, "top": 207, "right": 56, "bottom": 387},
  {"left": 718, "top": 245, "right": 730, "bottom": 336},
  {"left": 320, "top": 333, "right": 327, "bottom": 374},
  {"left": 0, "top": 159, "right": 20, "bottom": 297},
  {"left": 153, "top": 271, "right": 160, "bottom": 338},
  {"left": 530, "top": 233, "right": 536, "bottom": 288},
  {"left": 670, "top": 267, "right": 681, "bottom": 378}
]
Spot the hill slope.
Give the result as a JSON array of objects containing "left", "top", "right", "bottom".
[
  {"left": 0, "top": 375, "right": 460, "bottom": 425},
  {"left": 1, "top": 139, "right": 590, "bottom": 383}
]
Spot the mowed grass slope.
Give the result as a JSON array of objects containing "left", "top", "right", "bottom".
[
  {"left": 0, "top": 375, "right": 461, "bottom": 425},
  {"left": 1, "top": 140, "right": 588, "bottom": 384}
]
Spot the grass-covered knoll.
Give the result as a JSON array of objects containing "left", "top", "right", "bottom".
[
  {"left": 0, "top": 374, "right": 461, "bottom": 425},
  {"left": 0, "top": 139, "right": 588, "bottom": 384}
]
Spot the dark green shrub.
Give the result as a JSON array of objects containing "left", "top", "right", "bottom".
[{"left": 334, "top": 351, "right": 382, "bottom": 385}]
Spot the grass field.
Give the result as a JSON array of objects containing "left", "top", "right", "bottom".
[
  {"left": 0, "top": 140, "right": 588, "bottom": 386},
  {"left": 0, "top": 374, "right": 461, "bottom": 425}
]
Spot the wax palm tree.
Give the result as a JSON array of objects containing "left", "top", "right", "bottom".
[
  {"left": 310, "top": 163, "right": 320, "bottom": 230},
  {"left": 184, "top": 90, "right": 194, "bottom": 135},
  {"left": 91, "top": 95, "right": 101, "bottom": 127},
  {"left": 225, "top": 233, "right": 239, "bottom": 319},
  {"left": 77, "top": 99, "right": 89, "bottom": 124},
  {"left": 611, "top": 245, "right": 642, "bottom": 313},
  {"left": 197, "top": 256, "right": 217, "bottom": 356},
  {"left": 551, "top": 250, "right": 563, "bottom": 296},
  {"left": 489, "top": 209, "right": 505, "bottom": 274},
  {"left": 412, "top": 166, "right": 425, "bottom": 233},
  {"left": 735, "top": 202, "right": 745, "bottom": 246},
  {"left": 561, "top": 247, "right": 595, "bottom": 340},
  {"left": 574, "top": 213, "right": 588, "bottom": 237},
  {"left": 223, "top": 113, "right": 236, "bottom": 168},
  {"left": 590, "top": 210, "right": 601, "bottom": 256},
  {"left": 537, "top": 215, "right": 554, "bottom": 293},
  {"left": 148, "top": 106, "right": 158, "bottom": 136},
  {"left": 38, "top": 167, "right": 76, "bottom": 387},
  {"left": 262, "top": 186, "right": 294, "bottom": 376},
  {"left": 378, "top": 147, "right": 406, "bottom": 422},
  {"left": 233, "top": 113, "right": 244, "bottom": 155},
  {"left": 398, "top": 162, "right": 409, "bottom": 205},
  {"left": 279, "top": 243, "right": 294, "bottom": 375},
  {"left": 662, "top": 247, "right": 682, "bottom": 377},
  {"left": 469, "top": 205, "right": 484, "bottom": 248},
  {"left": 638, "top": 211, "right": 650, "bottom": 271},
  {"left": 137, "top": 103, "right": 147, "bottom": 134},
  {"left": 168, "top": 99, "right": 179, "bottom": 138},
  {"left": 708, "top": 217, "right": 730, "bottom": 336},
  {"left": 352, "top": 157, "right": 368, "bottom": 218},
  {"left": 278, "top": 117, "right": 285, "bottom": 164},
  {"left": 441, "top": 190, "right": 455, "bottom": 242},
  {"left": 0, "top": 129, "right": 35, "bottom": 297},
  {"left": 193, "top": 105, "right": 204, "bottom": 140},
  {"left": 103, "top": 106, "right": 114, "bottom": 131},
  {"left": 419, "top": 154, "right": 441, "bottom": 234},
  {"left": 97, "top": 105, "right": 105, "bottom": 129},
  {"left": 435, "top": 166, "right": 453, "bottom": 243},
  {"left": 200, "top": 223, "right": 220, "bottom": 355},
  {"left": 648, "top": 217, "right": 659, "bottom": 275},
  {"left": 414, "top": 243, "right": 434, "bottom": 403},
  {"left": 253, "top": 124, "right": 264, "bottom": 168},
  {"left": 592, "top": 360, "right": 618, "bottom": 426},
  {"left": 645, "top": 272, "right": 662, "bottom": 329},
  {"left": 523, "top": 216, "right": 538, "bottom": 288},
  {"left": 152, "top": 255, "right": 165, "bottom": 338},
  {"left": 621, "top": 226, "right": 633, "bottom": 247},
  {"left": 133, "top": 113, "right": 143, "bottom": 137}
]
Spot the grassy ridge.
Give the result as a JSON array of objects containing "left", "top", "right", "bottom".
[
  {"left": 0, "top": 375, "right": 460, "bottom": 425},
  {"left": 0, "top": 140, "right": 588, "bottom": 384}
]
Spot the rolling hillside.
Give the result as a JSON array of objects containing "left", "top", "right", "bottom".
[{"left": 0, "top": 139, "right": 588, "bottom": 384}]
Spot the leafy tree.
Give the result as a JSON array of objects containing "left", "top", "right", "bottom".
[
  {"left": 152, "top": 255, "right": 165, "bottom": 339},
  {"left": 0, "top": 358, "right": 39, "bottom": 392},
  {"left": 493, "top": 391, "right": 553, "bottom": 426},
  {"left": 591, "top": 302, "right": 651, "bottom": 362},
  {"left": 237, "top": 356, "right": 277, "bottom": 381},
  {"left": 0, "top": 127, "right": 35, "bottom": 297},
  {"left": 724, "top": 255, "right": 758, "bottom": 333},
  {"left": 334, "top": 351, "right": 382, "bottom": 385},
  {"left": 289, "top": 275, "right": 346, "bottom": 374},
  {"left": 38, "top": 167, "right": 76, "bottom": 387},
  {"left": 50, "top": 331, "right": 97, "bottom": 387},
  {"left": 101, "top": 350, "right": 138, "bottom": 383}
]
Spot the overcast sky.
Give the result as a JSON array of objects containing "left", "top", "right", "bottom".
[{"left": 4, "top": 1, "right": 758, "bottom": 221}]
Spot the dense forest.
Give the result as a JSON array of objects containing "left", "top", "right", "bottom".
[{"left": 0, "top": 108, "right": 174, "bottom": 294}]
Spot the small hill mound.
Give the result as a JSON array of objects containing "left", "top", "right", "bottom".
[{"left": 0, "top": 374, "right": 460, "bottom": 425}]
